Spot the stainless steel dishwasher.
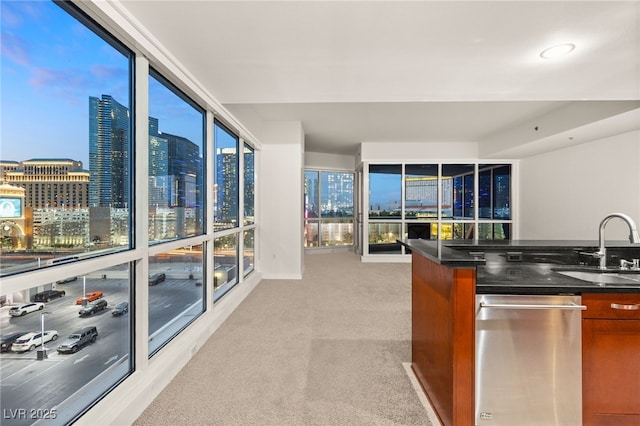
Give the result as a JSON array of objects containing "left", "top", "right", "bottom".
[{"left": 475, "top": 294, "right": 586, "bottom": 426}]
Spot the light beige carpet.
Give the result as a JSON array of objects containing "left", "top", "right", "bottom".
[{"left": 134, "top": 252, "right": 433, "bottom": 426}]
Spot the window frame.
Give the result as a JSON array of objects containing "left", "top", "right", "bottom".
[
  {"left": 304, "top": 169, "right": 355, "bottom": 249},
  {"left": 364, "top": 161, "right": 514, "bottom": 256}
]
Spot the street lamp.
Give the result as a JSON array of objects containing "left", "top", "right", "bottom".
[
  {"left": 37, "top": 311, "right": 50, "bottom": 360},
  {"left": 82, "top": 276, "right": 87, "bottom": 306}
]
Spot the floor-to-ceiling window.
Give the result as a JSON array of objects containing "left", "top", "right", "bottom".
[
  {"left": 365, "top": 162, "right": 512, "bottom": 256},
  {"left": 147, "top": 70, "right": 206, "bottom": 355},
  {"left": 243, "top": 144, "right": 255, "bottom": 276},
  {"left": 404, "top": 164, "right": 438, "bottom": 245},
  {"left": 0, "top": 2, "right": 134, "bottom": 424},
  {"left": 478, "top": 164, "right": 511, "bottom": 239},
  {"left": 213, "top": 120, "right": 240, "bottom": 300},
  {"left": 441, "top": 163, "right": 475, "bottom": 239},
  {"left": 0, "top": 1, "right": 258, "bottom": 423},
  {"left": 368, "top": 165, "right": 402, "bottom": 254},
  {"left": 304, "top": 170, "right": 354, "bottom": 248}
]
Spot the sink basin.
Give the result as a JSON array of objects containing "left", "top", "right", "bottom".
[{"left": 557, "top": 270, "right": 640, "bottom": 285}]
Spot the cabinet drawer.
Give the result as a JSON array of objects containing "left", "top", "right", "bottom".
[{"left": 583, "top": 293, "right": 640, "bottom": 319}]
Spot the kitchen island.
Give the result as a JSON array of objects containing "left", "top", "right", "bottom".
[{"left": 400, "top": 239, "right": 640, "bottom": 426}]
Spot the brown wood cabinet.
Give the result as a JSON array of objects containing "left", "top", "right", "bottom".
[
  {"left": 582, "top": 293, "right": 640, "bottom": 426},
  {"left": 410, "top": 252, "right": 475, "bottom": 426}
]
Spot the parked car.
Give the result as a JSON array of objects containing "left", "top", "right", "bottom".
[
  {"left": 79, "top": 299, "right": 108, "bottom": 316},
  {"left": 112, "top": 301, "right": 128, "bottom": 316},
  {"left": 32, "top": 289, "right": 66, "bottom": 302},
  {"left": 76, "top": 291, "right": 104, "bottom": 304},
  {"left": 56, "top": 276, "right": 78, "bottom": 284},
  {"left": 11, "top": 331, "right": 58, "bottom": 352},
  {"left": 9, "top": 302, "right": 45, "bottom": 317},
  {"left": 1, "top": 333, "right": 26, "bottom": 352},
  {"left": 57, "top": 326, "right": 98, "bottom": 354},
  {"left": 149, "top": 273, "right": 166, "bottom": 286}
]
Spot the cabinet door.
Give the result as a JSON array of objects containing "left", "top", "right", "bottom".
[{"left": 582, "top": 318, "right": 640, "bottom": 426}]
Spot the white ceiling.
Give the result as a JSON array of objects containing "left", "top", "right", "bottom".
[{"left": 117, "top": 0, "right": 640, "bottom": 156}]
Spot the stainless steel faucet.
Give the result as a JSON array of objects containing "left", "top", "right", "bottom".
[{"left": 592, "top": 213, "right": 640, "bottom": 269}]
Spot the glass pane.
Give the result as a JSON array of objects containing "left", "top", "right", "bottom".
[
  {"left": 243, "top": 144, "right": 255, "bottom": 225},
  {"left": 304, "top": 171, "right": 319, "bottom": 218},
  {"left": 0, "top": 1, "right": 132, "bottom": 277},
  {"left": 320, "top": 220, "right": 353, "bottom": 246},
  {"left": 0, "top": 263, "right": 132, "bottom": 425},
  {"left": 320, "top": 172, "right": 353, "bottom": 218},
  {"left": 441, "top": 174, "right": 453, "bottom": 218},
  {"left": 243, "top": 230, "right": 254, "bottom": 277},
  {"left": 493, "top": 165, "right": 511, "bottom": 219},
  {"left": 442, "top": 164, "right": 474, "bottom": 219},
  {"left": 213, "top": 234, "right": 238, "bottom": 301},
  {"left": 148, "top": 72, "right": 205, "bottom": 243},
  {"left": 494, "top": 223, "right": 511, "bottom": 240},
  {"left": 406, "top": 222, "right": 436, "bottom": 239},
  {"left": 368, "top": 222, "right": 402, "bottom": 254},
  {"left": 369, "top": 165, "right": 401, "bottom": 219},
  {"left": 440, "top": 222, "right": 474, "bottom": 240},
  {"left": 148, "top": 244, "right": 204, "bottom": 355},
  {"left": 214, "top": 122, "right": 239, "bottom": 231},
  {"left": 478, "top": 168, "right": 492, "bottom": 219},
  {"left": 440, "top": 223, "right": 453, "bottom": 240},
  {"left": 453, "top": 176, "right": 463, "bottom": 217},
  {"left": 405, "top": 164, "right": 438, "bottom": 219},
  {"left": 479, "top": 164, "right": 511, "bottom": 220},
  {"left": 304, "top": 220, "right": 319, "bottom": 247},
  {"left": 478, "top": 223, "right": 492, "bottom": 240},
  {"left": 463, "top": 174, "right": 474, "bottom": 218}
]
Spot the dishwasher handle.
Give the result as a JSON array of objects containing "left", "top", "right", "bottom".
[{"left": 480, "top": 302, "right": 587, "bottom": 311}]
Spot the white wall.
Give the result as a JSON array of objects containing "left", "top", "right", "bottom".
[
  {"left": 519, "top": 129, "right": 640, "bottom": 241},
  {"left": 480, "top": 101, "right": 640, "bottom": 158},
  {"left": 305, "top": 151, "right": 355, "bottom": 170},
  {"left": 259, "top": 121, "right": 305, "bottom": 279},
  {"left": 360, "top": 141, "right": 479, "bottom": 162}
]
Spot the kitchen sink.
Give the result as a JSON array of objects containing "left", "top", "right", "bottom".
[{"left": 556, "top": 270, "right": 640, "bottom": 285}]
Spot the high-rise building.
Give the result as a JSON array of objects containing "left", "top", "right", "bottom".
[
  {"left": 148, "top": 117, "right": 170, "bottom": 208},
  {"left": 243, "top": 147, "right": 255, "bottom": 222},
  {"left": 89, "top": 94, "right": 130, "bottom": 208},
  {"left": 147, "top": 121, "right": 203, "bottom": 240},
  {"left": 163, "top": 131, "right": 201, "bottom": 209},
  {"left": 216, "top": 148, "right": 238, "bottom": 226},
  {"left": 321, "top": 172, "right": 353, "bottom": 216},
  {"left": 147, "top": 119, "right": 202, "bottom": 210},
  {"left": 0, "top": 158, "right": 89, "bottom": 208}
]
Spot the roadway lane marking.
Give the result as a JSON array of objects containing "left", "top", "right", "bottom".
[
  {"left": 105, "top": 355, "right": 118, "bottom": 365},
  {"left": 2, "top": 359, "right": 61, "bottom": 389},
  {"left": 73, "top": 354, "right": 89, "bottom": 364}
]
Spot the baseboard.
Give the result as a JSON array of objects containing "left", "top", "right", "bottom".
[
  {"left": 261, "top": 272, "right": 303, "bottom": 280},
  {"left": 403, "top": 362, "right": 443, "bottom": 426},
  {"left": 361, "top": 254, "right": 412, "bottom": 263}
]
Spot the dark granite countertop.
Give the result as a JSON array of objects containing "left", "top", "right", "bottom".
[{"left": 399, "top": 239, "right": 640, "bottom": 294}]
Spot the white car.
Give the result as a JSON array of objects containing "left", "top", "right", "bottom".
[
  {"left": 8, "top": 302, "right": 45, "bottom": 317},
  {"left": 11, "top": 331, "right": 59, "bottom": 352}
]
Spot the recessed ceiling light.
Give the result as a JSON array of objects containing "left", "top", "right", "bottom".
[{"left": 540, "top": 43, "right": 575, "bottom": 59}]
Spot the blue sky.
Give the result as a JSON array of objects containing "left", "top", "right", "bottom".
[{"left": 1, "top": 1, "right": 202, "bottom": 168}]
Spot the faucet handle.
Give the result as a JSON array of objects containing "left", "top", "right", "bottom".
[
  {"left": 580, "top": 251, "right": 604, "bottom": 258},
  {"left": 620, "top": 259, "right": 634, "bottom": 270},
  {"left": 620, "top": 259, "right": 640, "bottom": 270}
]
